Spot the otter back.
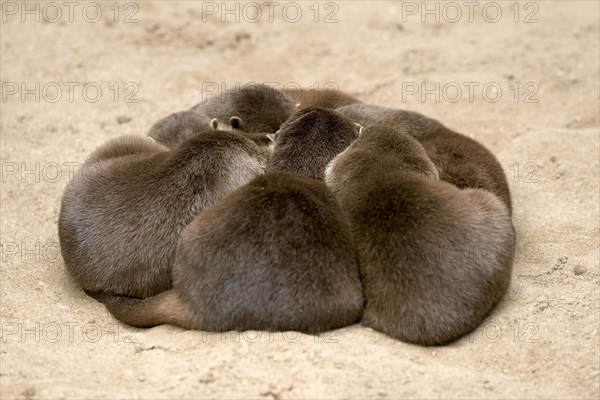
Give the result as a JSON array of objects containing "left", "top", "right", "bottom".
[
  {"left": 325, "top": 126, "right": 515, "bottom": 345},
  {"left": 336, "top": 103, "right": 512, "bottom": 212},
  {"left": 59, "top": 131, "right": 268, "bottom": 298}
]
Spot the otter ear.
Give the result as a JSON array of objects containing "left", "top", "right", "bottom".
[
  {"left": 354, "top": 123, "right": 365, "bottom": 135},
  {"left": 266, "top": 133, "right": 276, "bottom": 143},
  {"left": 210, "top": 118, "right": 219, "bottom": 130},
  {"left": 229, "top": 116, "right": 243, "bottom": 130}
]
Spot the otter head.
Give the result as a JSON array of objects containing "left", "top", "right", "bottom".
[{"left": 266, "top": 107, "right": 363, "bottom": 180}]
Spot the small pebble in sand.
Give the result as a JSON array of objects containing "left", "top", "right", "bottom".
[
  {"left": 573, "top": 265, "right": 587, "bottom": 275},
  {"left": 116, "top": 115, "right": 132, "bottom": 124},
  {"left": 537, "top": 300, "right": 549, "bottom": 312}
]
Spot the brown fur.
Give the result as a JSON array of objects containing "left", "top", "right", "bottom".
[
  {"left": 59, "top": 131, "right": 269, "bottom": 298},
  {"left": 148, "top": 110, "right": 275, "bottom": 150},
  {"left": 325, "top": 126, "right": 515, "bottom": 345},
  {"left": 336, "top": 104, "right": 512, "bottom": 212},
  {"left": 94, "top": 172, "right": 364, "bottom": 332},
  {"left": 191, "top": 84, "right": 297, "bottom": 133},
  {"left": 240, "top": 132, "right": 275, "bottom": 149},
  {"left": 267, "top": 107, "right": 362, "bottom": 180},
  {"left": 148, "top": 110, "right": 211, "bottom": 149},
  {"left": 284, "top": 87, "right": 361, "bottom": 109},
  {"left": 92, "top": 109, "right": 364, "bottom": 333}
]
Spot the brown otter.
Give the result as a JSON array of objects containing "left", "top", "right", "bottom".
[
  {"left": 335, "top": 104, "right": 512, "bottom": 212},
  {"left": 191, "top": 83, "right": 296, "bottom": 133},
  {"left": 324, "top": 125, "right": 515, "bottom": 345},
  {"left": 149, "top": 84, "right": 296, "bottom": 148},
  {"left": 148, "top": 110, "right": 275, "bottom": 150},
  {"left": 59, "top": 131, "right": 269, "bottom": 299},
  {"left": 267, "top": 107, "right": 363, "bottom": 180}
]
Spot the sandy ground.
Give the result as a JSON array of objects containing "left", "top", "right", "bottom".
[{"left": 1, "top": 1, "right": 599, "bottom": 398}]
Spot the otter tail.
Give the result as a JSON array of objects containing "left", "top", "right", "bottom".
[{"left": 86, "top": 289, "right": 197, "bottom": 330}]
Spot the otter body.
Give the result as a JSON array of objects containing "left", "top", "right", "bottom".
[
  {"left": 336, "top": 103, "right": 511, "bottom": 212},
  {"left": 59, "top": 131, "right": 269, "bottom": 298},
  {"left": 325, "top": 126, "right": 515, "bottom": 345}
]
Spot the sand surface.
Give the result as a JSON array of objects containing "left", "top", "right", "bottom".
[{"left": 1, "top": 1, "right": 599, "bottom": 398}]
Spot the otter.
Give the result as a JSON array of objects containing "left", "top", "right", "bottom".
[
  {"left": 267, "top": 107, "right": 363, "bottom": 180},
  {"left": 335, "top": 104, "right": 512, "bottom": 212},
  {"left": 148, "top": 110, "right": 275, "bottom": 150},
  {"left": 149, "top": 84, "right": 296, "bottom": 148},
  {"left": 59, "top": 131, "right": 269, "bottom": 299},
  {"left": 191, "top": 84, "right": 296, "bottom": 133},
  {"left": 324, "top": 125, "right": 515, "bottom": 345},
  {"left": 89, "top": 107, "right": 364, "bottom": 333}
]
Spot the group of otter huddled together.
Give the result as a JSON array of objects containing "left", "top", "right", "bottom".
[{"left": 58, "top": 84, "right": 515, "bottom": 346}]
